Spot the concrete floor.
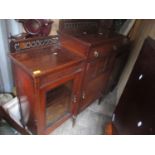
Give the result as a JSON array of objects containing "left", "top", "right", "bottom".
[
  {"left": 51, "top": 89, "right": 117, "bottom": 135},
  {"left": 0, "top": 88, "right": 117, "bottom": 135}
]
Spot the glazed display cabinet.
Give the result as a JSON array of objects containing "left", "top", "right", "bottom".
[{"left": 10, "top": 36, "right": 84, "bottom": 134}]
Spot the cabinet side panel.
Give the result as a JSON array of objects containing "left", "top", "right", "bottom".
[{"left": 13, "top": 64, "right": 37, "bottom": 134}]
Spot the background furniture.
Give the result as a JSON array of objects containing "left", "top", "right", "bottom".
[
  {"left": 106, "top": 37, "right": 155, "bottom": 135},
  {"left": 59, "top": 29, "right": 130, "bottom": 111},
  {"left": 59, "top": 19, "right": 126, "bottom": 34}
]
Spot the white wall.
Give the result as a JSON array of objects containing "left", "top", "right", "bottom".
[
  {"left": 6, "top": 19, "right": 23, "bottom": 36},
  {"left": 0, "top": 19, "right": 22, "bottom": 92},
  {"left": 0, "top": 20, "right": 13, "bottom": 92}
]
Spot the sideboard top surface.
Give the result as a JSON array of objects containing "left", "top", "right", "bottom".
[
  {"left": 59, "top": 31, "right": 124, "bottom": 47},
  {"left": 10, "top": 47, "right": 84, "bottom": 78}
]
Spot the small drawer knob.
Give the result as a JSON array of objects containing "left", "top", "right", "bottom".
[
  {"left": 82, "top": 92, "right": 86, "bottom": 100},
  {"left": 113, "top": 45, "right": 118, "bottom": 51},
  {"left": 94, "top": 51, "right": 99, "bottom": 57}
]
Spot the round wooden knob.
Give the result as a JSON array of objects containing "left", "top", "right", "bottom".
[
  {"left": 82, "top": 92, "right": 86, "bottom": 100},
  {"left": 94, "top": 51, "right": 99, "bottom": 57}
]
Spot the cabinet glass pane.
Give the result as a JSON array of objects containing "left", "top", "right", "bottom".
[{"left": 45, "top": 80, "right": 73, "bottom": 127}]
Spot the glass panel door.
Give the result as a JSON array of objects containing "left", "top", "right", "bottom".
[{"left": 45, "top": 80, "right": 73, "bottom": 127}]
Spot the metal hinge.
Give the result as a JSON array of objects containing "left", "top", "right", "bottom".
[
  {"left": 82, "top": 92, "right": 86, "bottom": 100},
  {"left": 73, "top": 95, "right": 77, "bottom": 103}
]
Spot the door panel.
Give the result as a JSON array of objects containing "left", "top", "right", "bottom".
[
  {"left": 85, "top": 60, "right": 98, "bottom": 82},
  {"left": 81, "top": 73, "right": 108, "bottom": 110},
  {"left": 39, "top": 73, "right": 80, "bottom": 134}
]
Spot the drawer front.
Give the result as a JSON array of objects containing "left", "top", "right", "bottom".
[
  {"left": 88, "top": 41, "right": 122, "bottom": 60},
  {"left": 88, "top": 45, "right": 112, "bottom": 60},
  {"left": 40, "top": 63, "right": 84, "bottom": 88}
]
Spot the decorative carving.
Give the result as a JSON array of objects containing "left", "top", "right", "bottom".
[{"left": 9, "top": 36, "right": 60, "bottom": 52}]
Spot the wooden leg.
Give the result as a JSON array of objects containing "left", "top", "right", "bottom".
[
  {"left": 98, "top": 96, "right": 102, "bottom": 105},
  {"left": 104, "top": 122, "right": 113, "bottom": 135},
  {"left": 104, "top": 122, "right": 118, "bottom": 135},
  {"left": 72, "top": 115, "right": 76, "bottom": 127}
]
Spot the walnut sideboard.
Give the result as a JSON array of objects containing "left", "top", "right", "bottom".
[{"left": 9, "top": 33, "right": 130, "bottom": 134}]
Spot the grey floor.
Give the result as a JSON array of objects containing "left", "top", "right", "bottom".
[
  {"left": 51, "top": 89, "right": 117, "bottom": 135},
  {"left": 0, "top": 88, "right": 117, "bottom": 135}
]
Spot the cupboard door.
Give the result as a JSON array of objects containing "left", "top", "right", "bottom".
[
  {"left": 85, "top": 53, "right": 116, "bottom": 83},
  {"left": 81, "top": 74, "right": 108, "bottom": 110},
  {"left": 96, "top": 57, "right": 108, "bottom": 76},
  {"left": 97, "top": 53, "right": 116, "bottom": 76},
  {"left": 85, "top": 60, "right": 98, "bottom": 82},
  {"left": 39, "top": 74, "right": 80, "bottom": 134}
]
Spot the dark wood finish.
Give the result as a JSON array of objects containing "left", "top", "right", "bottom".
[
  {"left": 111, "top": 37, "right": 155, "bottom": 135},
  {"left": 81, "top": 73, "right": 109, "bottom": 110},
  {"left": 59, "top": 19, "right": 100, "bottom": 34},
  {"left": 10, "top": 38, "right": 85, "bottom": 134},
  {"left": 59, "top": 31, "right": 130, "bottom": 111},
  {"left": 59, "top": 19, "right": 114, "bottom": 34},
  {"left": 105, "top": 42, "right": 131, "bottom": 92},
  {"left": 9, "top": 27, "right": 130, "bottom": 134},
  {"left": 9, "top": 35, "right": 59, "bottom": 53}
]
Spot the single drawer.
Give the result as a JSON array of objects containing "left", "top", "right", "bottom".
[
  {"left": 88, "top": 42, "right": 121, "bottom": 60},
  {"left": 40, "top": 63, "right": 84, "bottom": 88}
]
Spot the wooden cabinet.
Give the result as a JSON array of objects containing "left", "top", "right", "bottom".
[
  {"left": 9, "top": 32, "right": 130, "bottom": 134},
  {"left": 10, "top": 39, "right": 85, "bottom": 134},
  {"left": 60, "top": 31, "right": 130, "bottom": 111}
]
